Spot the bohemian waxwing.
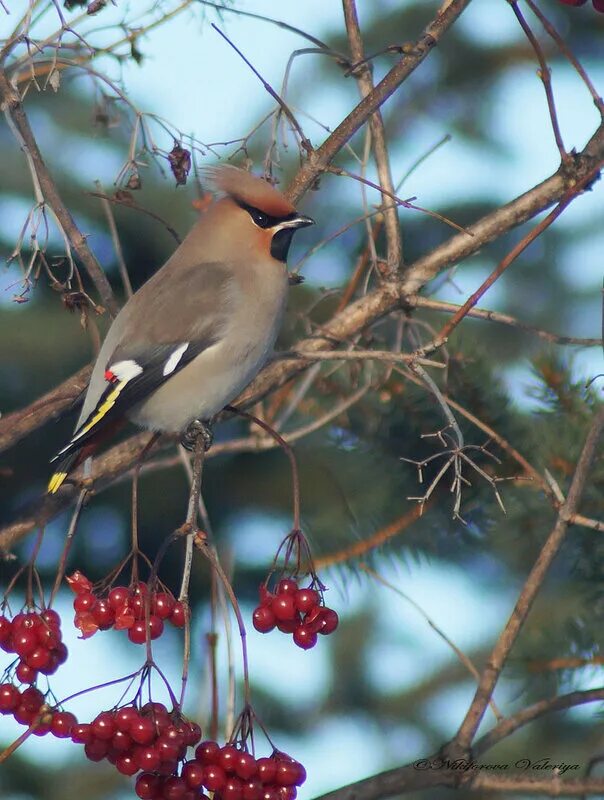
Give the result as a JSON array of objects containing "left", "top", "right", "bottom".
[{"left": 47, "top": 166, "right": 314, "bottom": 493}]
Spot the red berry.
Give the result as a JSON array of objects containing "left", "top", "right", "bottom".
[
  {"left": 14, "top": 703, "right": 37, "bottom": 726},
  {"left": 182, "top": 720, "right": 202, "bottom": 746},
  {"left": 21, "top": 686, "right": 44, "bottom": 710},
  {"left": 276, "top": 788, "right": 297, "bottom": 800},
  {"left": 219, "top": 744, "right": 240, "bottom": 773},
  {"left": 276, "top": 618, "right": 297, "bottom": 634},
  {"left": 243, "top": 779, "right": 264, "bottom": 800},
  {"left": 92, "top": 711, "right": 117, "bottom": 740},
  {"left": 41, "top": 609, "right": 61, "bottom": 627},
  {"left": 107, "top": 586, "right": 131, "bottom": 610},
  {"left": 258, "top": 585, "right": 274, "bottom": 606},
  {"left": 50, "top": 710, "right": 77, "bottom": 738},
  {"left": 116, "top": 753, "right": 139, "bottom": 776},
  {"left": 163, "top": 776, "right": 187, "bottom": 800},
  {"left": 93, "top": 599, "right": 115, "bottom": 629},
  {"left": 111, "top": 729, "right": 133, "bottom": 751},
  {"left": 293, "top": 625, "right": 317, "bottom": 650},
  {"left": 274, "top": 761, "right": 300, "bottom": 787},
  {"left": 136, "top": 773, "right": 162, "bottom": 800},
  {"left": 203, "top": 764, "right": 227, "bottom": 791},
  {"left": 262, "top": 788, "right": 280, "bottom": 800},
  {"left": 148, "top": 615, "right": 164, "bottom": 639},
  {"left": 0, "top": 683, "right": 20, "bottom": 712},
  {"left": 318, "top": 608, "right": 339, "bottom": 635},
  {"left": 26, "top": 645, "right": 52, "bottom": 670},
  {"left": 196, "top": 739, "right": 221, "bottom": 764},
  {"left": 223, "top": 777, "right": 243, "bottom": 800},
  {"left": 130, "top": 715, "right": 156, "bottom": 745},
  {"left": 37, "top": 624, "right": 61, "bottom": 649},
  {"left": 71, "top": 722, "right": 93, "bottom": 744},
  {"left": 235, "top": 751, "right": 258, "bottom": 780},
  {"left": 0, "top": 616, "right": 12, "bottom": 644},
  {"left": 182, "top": 760, "right": 205, "bottom": 789},
  {"left": 73, "top": 592, "right": 97, "bottom": 613},
  {"left": 74, "top": 611, "right": 99, "bottom": 638},
  {"left": 294, "top": 588, "right": 320, "bottom": 614},
  {"left": 252, "top": 606, "right": 276, "bottom": 634},
  {"left": 158, "top": 757, "right": 179, "bottom": 776},
  {"left": 84, "top": 739, "right": 110, "bottom": 761},
  {"left": 272, "top": 596, "right": 296, "bottom": 622},
  {"left": 16, "top": 661, "right": 38, "bottom": 684},
  {"left": 152, "top": 592, "right": 176, "bottom": 619},
  {"left": 276, "top": 578, "right": 298, "bottom": 595},
  {"left": 256, "top": 757, "right": 277, "bottom": 784},
  {"left": 115, "top": 705, "right": 139, "bottom": 731},
  {"left": 157, "top": 735, "right": 180, "bottom": 762},
  {"left": 128, "top": 621, "right": 148, "bottom": 644},
  {"left": 169, "top": 601, "right": 187, "bottom": 628},
  {"left": 13, "top": 629, "right": 38, "bottom": 657},
  {"left": 593, "top": 0, "right": 604, "bottom": 11},
  {"left": 135, "top": 745, "right": 161, "bottom": 772}
]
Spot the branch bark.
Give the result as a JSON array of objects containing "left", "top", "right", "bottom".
[
  {"left": 0, "top": 68, "right": 119, "bottom": 317},
  {"left": 454, "top": 407, "right": 604, "bottom": 750},
  {"left": 285, "top": 0, "right": 473, "bottom": 203},
  {"left": 0, "top": 120, "right": 602, "bottom": 541},
  {"left": 342, "top": 0, "right": 402, "bottom": 275}
]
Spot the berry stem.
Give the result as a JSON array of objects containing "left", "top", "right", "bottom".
[
  {"left": 57, "top": 668, "right": 141, "bottom": 707},
  {"left": 225, "top": 405, "right": 301, "bottom": 531},
  {"left": 194, "top": 538, "right": 252, "bottom": 711},
  {"left": 50, "top": 488, "right": 88, "bottom": 606},
  {"left": 0, "top": 707, "right": 47, "bottom": 764}
]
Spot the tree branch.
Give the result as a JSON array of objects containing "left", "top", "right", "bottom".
[
  {"left": 285, "top": 0, "right": 472, "bottom": 203},
  {"left": 342, "top": 0, "right": 402, "bottom": 275},
  {"left": 474, "top": 687, "right": 604, "bottom": 756},
  {"left": 454, "top": 407, "right": 604, "bottom": 750},
  {"left": 0, "top": 68, "right": 119, "bottom": 316}
]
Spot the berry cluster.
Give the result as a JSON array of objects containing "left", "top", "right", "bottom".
[
  {"left": 559, "top": 0, "right": 604, "bottom": 12},
  {"left": 137, "top": 741, "right": 306, "bottom": 800},
  {"left": 0, "top": 683, "right": 76, "bottom": 737},
  {"left": 67, "top": 572, "right": 186, "bottom": 643},
  {"left": 0, "top": 609, "right": 67, "bottom": 684},
  {"left": 252, "top": 578, "right": 338, "bottom": 650},
  {"left": 71, "top": 702, "right": 201, "bottom": 782}
]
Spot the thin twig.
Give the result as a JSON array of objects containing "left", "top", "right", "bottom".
[
  {"left": 360, "top": 563, "right": 503, "bottom": 722},
  {"left": 343, "top": 0, "right": 402, "bottom": 275},
  {"left": 454, "top": 408, "right": 604, "bottom": 750}
]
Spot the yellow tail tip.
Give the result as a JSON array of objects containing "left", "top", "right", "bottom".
[{"left": 47, "top": 472, "right": 67, "bottom": 494}]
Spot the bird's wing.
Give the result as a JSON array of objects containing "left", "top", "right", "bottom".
[
  {"left": 52, "top": 338, "right": 219, "bottom": 462},
  {"left": 53, "top": 261, "right": 234, "bottom": 462}
]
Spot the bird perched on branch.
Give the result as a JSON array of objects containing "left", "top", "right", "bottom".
[{"left": 47, "top": 166, "right": 314, "bottom": 494}]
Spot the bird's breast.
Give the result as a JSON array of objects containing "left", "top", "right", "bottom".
[{"left": 130, "top": 266, "right": 288, "bottom": 432}]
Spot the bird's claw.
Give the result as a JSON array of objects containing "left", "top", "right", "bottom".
[{"left": 181, "top": 419, "right": 213, "bottom": 452}]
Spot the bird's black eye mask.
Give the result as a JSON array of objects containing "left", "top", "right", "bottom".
[
  {"left": 236, "top": 200, "right": 301, "bottom": 263},
  {"left": 236, "top": 200, "right": 298, "bottom": 230}
]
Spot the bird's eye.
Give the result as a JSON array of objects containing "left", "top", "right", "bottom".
[{"left": 251, "top": 209, "right": 269, "bottom": 228}]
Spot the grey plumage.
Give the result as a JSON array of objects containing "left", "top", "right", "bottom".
[{"left": 48, "top": 166, "right": 313, "bottom": 493}]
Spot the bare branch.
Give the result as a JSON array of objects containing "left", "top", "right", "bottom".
[
  {"left": 454, "top": 407, "right": 604, "bottom": 750},
  {"left": 0, "top": 68, "right": 119, "bottom": 316},
  {"left": 285, "top": 0, "right": 473, "bottom": 203},
  {"left": 342, "top": 0, "right": 402, "bottom": 275}
]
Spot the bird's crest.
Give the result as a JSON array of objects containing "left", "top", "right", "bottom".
[{"left": 204, "top": 165, "right": 296, "bottom": 218}]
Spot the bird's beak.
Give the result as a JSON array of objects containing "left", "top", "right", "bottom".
[{"left": 278, "top": 214, "right": 315, "bottom": 231}]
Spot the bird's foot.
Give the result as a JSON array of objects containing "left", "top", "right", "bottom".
[{"left": 181, "top": 419, "right": 213, "bottom": 452}]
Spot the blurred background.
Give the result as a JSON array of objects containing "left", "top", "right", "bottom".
[{"left": 1, "top": 1, "right": 604, "bottom": 798}]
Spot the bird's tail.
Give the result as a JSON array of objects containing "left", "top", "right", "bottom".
[{"left": 47, "top": 451, "right": 81, "bottom": 494}]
